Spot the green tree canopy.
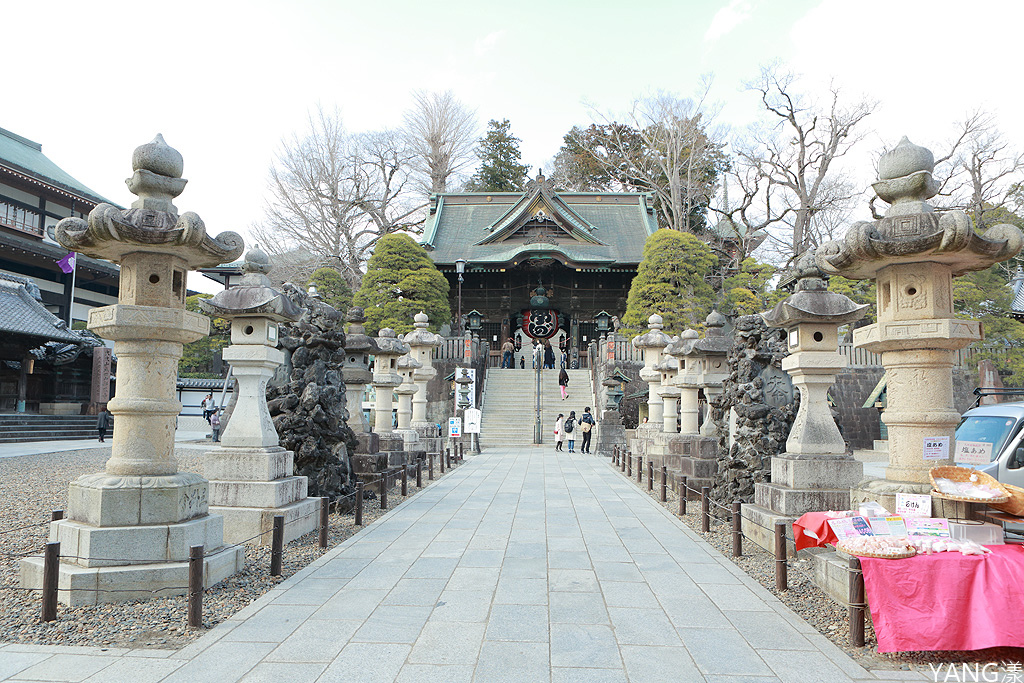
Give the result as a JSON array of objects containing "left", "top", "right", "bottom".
[
  {"left": 353, "top": 233, "right": 450, "bottom": 336},
  {"left": 306, "top": 267, "right": 353, "bottom": 312},
  {"left": 622, "top": 229, "right": 718, "bottom": 334},
  {"left": 720, "top": 258, "right": 783, "bottom": 316},
  {"left": 179, "top": 294, "right": 230, "bottom": 378},
  {"left": 464, "top": 119, "right": 531, "bottom": 192},
  {"left": 954, "top": 264, "right": 1024, "bottom": 385}
]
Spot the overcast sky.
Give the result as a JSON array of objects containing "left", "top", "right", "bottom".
[{"left": 5, "top": 0, "right": 1023, "bottom": 293}]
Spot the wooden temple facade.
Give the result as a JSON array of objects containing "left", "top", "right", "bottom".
[{"left": 421, "top": 173, "right": 656, "bottom": 367}]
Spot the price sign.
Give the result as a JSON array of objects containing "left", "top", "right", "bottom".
[
  {"left": 955, "top": 440, "right": 993, "bottom": 466},
  {"left": 896, "top": 493, "right": 931, "bottom": 518},
  {"left": 923, "top": 436, "right": 949, "bottom": 461},
  {"left": 448, "top": 417, "right": 462, "bottom": 438}
]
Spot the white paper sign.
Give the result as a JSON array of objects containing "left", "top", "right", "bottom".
[
  {"left": 895, "top": 493, "right": 932, "bottom": 518},
  {"left": 923, "top": 436, "right": 949, "bottom": 461},
  {"left": 448, "top": 417, "right": 462, "bottom": 438},
  {"left": 955, "top": 440, "right": 993, "bottom": 466},
  {"left": 464, "top": 408, "right": 481, "bottom": 434}
]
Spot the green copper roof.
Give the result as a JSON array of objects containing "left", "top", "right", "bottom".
[
  {"left": 0, "top": 127, "right": 111, "bottom": 205},
  {"left": 422, "top": 185, "right": 657, "bottom": 268}
]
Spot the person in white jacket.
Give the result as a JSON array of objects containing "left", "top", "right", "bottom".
[{"left": 554, "top": 413, "right": 565, "bottom": 452}]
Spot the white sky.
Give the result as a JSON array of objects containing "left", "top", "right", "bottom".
[{"left": 4, "top": 0, "right": 1023, "bottom": 293}]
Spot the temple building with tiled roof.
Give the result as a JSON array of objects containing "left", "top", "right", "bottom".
[{"left": 421, "top": 172, "right": 657, "bottom": 365}]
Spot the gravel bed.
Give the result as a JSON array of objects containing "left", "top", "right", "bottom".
[
  {"left": 622, "top": 464, "right": 1024, "bottom": 674},
  {"left": 0, "top": 445, "right": 452, "bottom": 650}
]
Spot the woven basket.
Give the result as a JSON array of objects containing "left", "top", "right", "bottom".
[
  {"left": 929, "top": 466, "right": 1010, "bottom": 504},
  {"left": 837, "top": 540, "right": 917, "bottom": 560},
  {"left": 990, "top": 483, "right": 1024, "bottom": 517}
]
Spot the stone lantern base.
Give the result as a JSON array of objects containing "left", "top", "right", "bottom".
[
  {"left": 20, "top": 473, "right": 244, "bottom": 606},
  {"left": 593, "top": 410, "right": 626, "bottom": 457},
  {"left": 629, "top": 432, "right": 718, "bottom": 494},
  {"left": 205, "top": 446, "right": 318, "bottom": 546}
]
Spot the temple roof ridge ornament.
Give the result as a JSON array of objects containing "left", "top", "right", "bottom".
[
  {"left": 817, "top": 136, "right": 1023, "bottom": 279},
  {"left": 55, "top": 135, "right": 243, "bottom": 267}
]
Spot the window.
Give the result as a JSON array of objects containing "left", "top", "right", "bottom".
[{"left": 0, "top": 200, "right": 42, "bottom": 235}]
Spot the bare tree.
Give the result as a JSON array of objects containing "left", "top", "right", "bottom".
[
  {"left": 580, "top": 82, "right": 727, "bottom": 232},
  {"left": 351, "top": 129, "right": 428, "bottom": 236},
  {"left": 733, "top": 66, "right": 875, "bottom": 263},
  {"left": 403, "top": 90, "right": 478, "bottom": 194}
]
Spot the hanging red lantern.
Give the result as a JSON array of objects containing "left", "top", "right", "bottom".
[{"left": 521, "top": 308, "right": 559, "bottom": 339}]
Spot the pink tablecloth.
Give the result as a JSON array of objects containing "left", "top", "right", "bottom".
[{"left": 861, "top": 544, "right": 1024, "bottom": 652}]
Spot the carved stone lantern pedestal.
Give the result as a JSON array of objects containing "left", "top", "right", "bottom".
[
  {"left": 394, "top": 353, "right": 421, "bottom": 449},
  {"left": 404, "top": 311, "right": 443, "bottom": 448},
  {"left": 742, "top": 254, "right": 868, "bottom": 553},
  {"left": 21, "top": 136, "right": 244, "bottom": 604},
  {"left": 198, "top": 248, "right": 317, "bottom": 545},
  {"left": 630, "top": 314, "right": 671, "bottom": 459}
]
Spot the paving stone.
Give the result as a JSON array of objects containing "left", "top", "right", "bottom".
[
  {"left": 551, "top": 667, "right": 629, "bottom": 683},
  {"left": 264, "top": 619, "right": 361, "bottom": 662},
  {"left": 12, "top": 655, "right": 114, "bottom": 683},
  {"left": 484, "top": 603, "right": 549, "bottom": 642},
  {"left": 549, "top": 568, "right": 600, "bottom": 592},
  {"left": 620, "top": 644, "right": 705, "bottom": 683},
  {"left": 475, "top": 641, "right": 550, "bottom": 683},
  {"left": 352, "top": 604, "right": 433, "bottom": 643},
  {"left": 394, "top": 664, "right": 474, "bottom": 683},
  {"left": 237, "top": 662, "right": 326, "bottom": 682},
  {"left": 431, "top": 589, "right": 494, "bottom": 622},
  {"left": 494, "top": 577, "right": 548, "bottom": 605},
  {"left": 0, "top": 653, "right": 50, "bottom": 681},
  {"left": 549, "top": 591, "right": 610, "bottom": 624},
  {"left": 677, "top": 627, "right": 774, "bottom": 677},
  {"left": 550, "top": 623, "right": 621, "bottom": 669},
  {"left": 317, "top": 643, "right": 411, "bottom": 683},
  {"left": 408, "top": 621, "right": 485, "bottom": 665},
  {"left": 608, "top": 606, "right": 682, "bottom": 646}
]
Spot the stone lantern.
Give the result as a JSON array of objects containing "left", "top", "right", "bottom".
[
  {"left": 695, "top": 311, "right": 732, "bottom": 436},
  {"left": 655, "top": 338, "right": 682, "bottom": 434},
  {"left": 632, "top": 314, "right": 672, "bottom": 430},
  {"left": 371, "top": 329, "right": 409, "bottom": 441},
  {"left": 743, "top": 252, "right": 869, "bottom": 551},
  {"left": 342, "top": 308, "right": 376, "bottom": 439},
  {"left": 198, "top": 247, "right": 317, "bottom": 544},
  {"left": 394, "top": 353, "right": 421, "bottom": 446},
  {"left": 403, "top": 311, "right": 443, "bottom": 435},
  {"left": 817, "top": 137, "right": 1024, "bottom": 502},
  {"left": 670, "top": 329, "right": 703, "bottom": 435},
  {"left": 22, "top": 135, "right": 244, "bottom": 604}
]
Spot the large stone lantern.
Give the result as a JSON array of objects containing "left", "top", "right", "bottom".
[
  {"left": 371, "top": 328, "right": 409, "bottom": 436},
  {"left": 22, "top": 135, "right": 244, "bottom": 604},
  {"left": 632, "top": 314, "right": 672, "bottom": 429},
  {"left": 403, "top": 311, "right": 442, "bottom": 434},
  {"left": 342, "top": 308, "right": 376, "bottom": 437},
  {"left": 670, "top": 329, "right": 703, "bottom": 435},
  {"left": 394, "top": 354, "right": 421, "bottom": 445},
  {"left": 743, "top": 253, "right": 869, "bottom": 551},
  {"left": 198, "top": 247, "right": 317, "bottom": 545},
  {"left": 654, "top": 346, "right": 681, "bottom": 434},
  {"left": 695, "top": 311, "right": 732, "bottom": 436},
  {"left": 818, "top": 138, "right": 1024, "bottom": 499}
]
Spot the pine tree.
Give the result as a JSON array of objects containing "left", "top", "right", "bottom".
[
  {"left": 621, "top": 229, "right": 718, "bottom": 334},
  {"left": 353, "top": 233, "right": 451, "bottom": 335},
  {"left": 306, "top": 267, "right": 353, "bottom": 313},
  {"left": 464, "top": 119, "right": 531, "bottom": 192}
]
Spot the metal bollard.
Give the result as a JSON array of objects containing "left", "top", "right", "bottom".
[
  {"left": 319, "top": 497, "right": 329, "bottom": 549},
  {"left": 428, "top": 453, "right": 434, "bottom": 480},
  {"left": 402, "top": 466, "right": 408, "bottom": 496},
  {"left": 381, "top": 472, "right": 389, "bottom": 510},
  {"left": 774, "top": 520, "right": 788, "bottom": 591},
  {"left": 270, "top": 515, "right": 284, "bottom": 576},
  {"left": 41, "top": 541, "right": 59, "bottom": 622},
  {"left": 732, "top": 501, "right": 743, "bottom": 557},
  {"left": 849, "top": 557, "right": 865, "bottom": 647},
  {"left": 355, "top": 482, "right": 364, "bottom": 526},
  {"left": 647, "top": 461, "right": 654, "bottom": 491},
  {"left": 416, "top": 461, "right": 423, "bottom": 488},
  {"left": 188, "top": 545, "right": 204, "bottom": 628},
  {"left": 660, "top": 466, "right": 667, "bottom": 502},
  {"left": 679, "top": 476, "right": 687, "bottom": 516},
  {"left": 701, "top": 487, "right": 710, "bottom": 533}
]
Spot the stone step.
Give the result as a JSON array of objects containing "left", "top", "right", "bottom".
[
  {"left": 873, "top": 440, "right": 889, "bottom": 452},
  {"left": 0, "top": 431, "right": 97, "bottom": 443}
]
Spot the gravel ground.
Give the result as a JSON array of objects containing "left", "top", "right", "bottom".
[
  {"left": 0, "top": 445, "right": 454, "bottom": 650},
  {"left": 621, "top": 464, "right": 1024, "bottom": 675}
]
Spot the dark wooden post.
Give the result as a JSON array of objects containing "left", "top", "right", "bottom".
[
  {"left": 355, "top": 482, "right": 364, "bottom": 526},
  {"left": 416, "top": 461, "right": 423, "bottom": 488},
  {"left": 732, "top": 501, "right": 742, "bottom": 557},
  {"left": 188, "top": 545, "right": 204, "bottom": 628},
  {"left": 41, "top": 541, "right": 59, "bottom": 622},
  {"left": 428, "top": 454, "right": 434, "bottom": 480},
  {"left": 647, "top": 460, "right": 653, "bottom": 491},
  {"left": 319, "top": 497, "right": 329, "bottom": 549},
  {"left": 51, "top": 510, "right": 64, "bottom": 522},
  {"left": 459, "top": 443, "right": 464, "bottom": 461},
  {"left": 270, "top": 515, "right": 284, "bottom": 576},
  {"left": 775, "top": 520, "right": 788, "bottom": 591},
  {"left": 442, "top": 448, "right": 447, "bottom": 473},
  {"left": 849, "top": 557, "right": 865, "bottom": 647},
  {"left": 637, "top": 456, "right": 643, "bottom": 483},
  {"left": 679, "top": 476, "right": 687, "bottom": 515},
  {"left": 381, "top": 472, "right": 389, "bottom": 510},
  {"left": 660, "top": 466, "right": 667, "bottom": 502},
  {"left": 701, "top": 487, "right": 710, "bottom": 533},
  {"left": 627, "top": 455, "right": 632, "bottom": 478},
  {"left": 402, "top": 466, "right": 408, "bottom": 496}
]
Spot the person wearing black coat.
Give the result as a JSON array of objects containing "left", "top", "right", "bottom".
[
  {"left": 543, "top": 340, "right": 555, "bottom": 370},
  {"left": 558, "top": 368, "right": 569, "bottom": 400},
  {"left": 579, "top": 407, "right": 596, "bottom": 454},
  {"left": 97, "top": 408, "right": 111, "bottom": 443}
]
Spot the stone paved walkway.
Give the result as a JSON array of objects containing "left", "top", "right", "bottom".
[{"left": 1, "top": 446, "right": 928, "bottom": 682}]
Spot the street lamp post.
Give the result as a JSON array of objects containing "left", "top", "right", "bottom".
[{"left": 455, "top": 258, "right": 467, "bottom": 335}]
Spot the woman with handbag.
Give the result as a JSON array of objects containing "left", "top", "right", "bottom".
[
  {"left": 579, "top": 407, "right": 596, "bottom": 454},
  {"left": 554, "top": 413, "right": 565, "bottom": 452}
]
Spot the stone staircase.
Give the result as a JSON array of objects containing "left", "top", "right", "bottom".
[
  {"left": 479, "top": 369, "right": 595, "bottom": 448},
  {"left": 0, "top": 414, "right": 99, "bottom": 444}
]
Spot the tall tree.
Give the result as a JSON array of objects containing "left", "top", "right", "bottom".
[
  {"left": 403, "top": 90, "right": 478, "bottom": 194},
  {"left": 732, "top": 66, "right": 875, "bottom": 263},
  {"left": 465, "top": 119, "right": 531, "bottom": 192},
  {"left": 306, "top": 267, "right": 353, "bottom": 312},
  {"left": 621, "top": 229, "right": 718, "bottom": 333},
  {"left": 352, "top": 233, "right": 450, "bottom": 336}
]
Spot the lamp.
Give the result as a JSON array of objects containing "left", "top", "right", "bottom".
[
  {"left": 595, "top": 310, "right": 611, "bottom": 332},
  {"left": 454, "top": 259, "right": 467, "bottom": 335},
  {"left": 467, "top": 309, "right": 482, "bottom": 331}
]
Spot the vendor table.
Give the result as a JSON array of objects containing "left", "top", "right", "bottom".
[
  {"left": 860, "top": 544, "right": 1024, "bottom": 652},
  {"left": 792, "top": 511, "right": 841, "bottom": 551}
]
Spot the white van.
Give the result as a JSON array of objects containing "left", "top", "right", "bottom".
[{"left": 954, "top": 403, "right": 1024, "bottom": 488}]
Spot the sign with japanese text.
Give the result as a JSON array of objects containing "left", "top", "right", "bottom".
[
  {"left": 448, "top": 417, "right": 461, "bottom": 438},
  {"left": 923, "top": 436, "right": 949, "bottom": 461},
  {"left": 896, "top": 493, "right": 932, "bottom": 518},
  {"left": 955, "top": 440, "right": 993, "bottom": 466}
]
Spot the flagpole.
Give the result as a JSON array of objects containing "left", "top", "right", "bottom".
[{"left": 67, "top": 252, "right": 76, "bottom": 327}]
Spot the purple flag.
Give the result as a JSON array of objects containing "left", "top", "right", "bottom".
[{"left": 57, "top": 252, "right": 76, "bottom": 274}]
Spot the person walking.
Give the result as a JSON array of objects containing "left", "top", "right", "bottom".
[
  {"left": 579, "top": 407, "right": 597, "bottom": 454},
  {"left": 210, "top": 409, "right": 222, "bottom": 442},
  {"left": 96, "top": 407, "right": 111, "bottom": 443},
  {"left": 554, "top": 413, "right": 565, "bottom": 451},
  {"left": 543, "top": 339, "right": 555, "bottom": 370},
  {"left": 501, "top": 338, "right": 515, "bottom": 369},
  {"left": 532, "top": 340, "right": 542, "bottom": 369},
  {"left": 564, "top": 410, "right": 577, "bottom": 453},
  {"left": 558, "top": 367, "right": 569, "bottom": 400},
  {"left": 201, "top": 393, "right": 214, "bottom": 423}
]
